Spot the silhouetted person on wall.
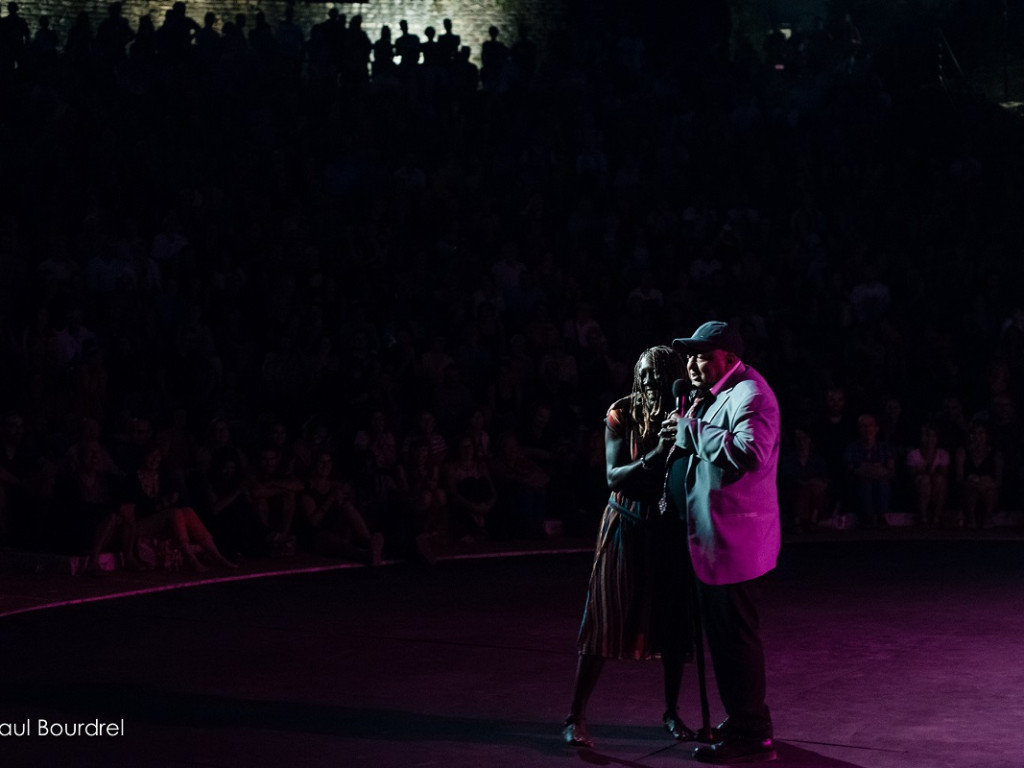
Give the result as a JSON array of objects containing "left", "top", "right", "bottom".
[
  {"left": 420, "top": 25, "right": 443, "bottom": 97},
  {"left": 453, "top": 45, "right": 479, "bottom": 98},
  {"left": 155, "top": 1, "right": 200, "bottom": 64},
  {"left": 248, "top": 11, "right": 275, "bottom": 64},
  {"left": 371, "top": 24, "right": 395, "bottom": 82},
  {"left": 341, "top": 14, "right": 371, "bottom": 88},
  {"left": 480, "top": 25, "right": 508, "bottom": 92},
  {"left": 394, "top": 19, "right": 420, "bottom": 79},
  {"left": 26, "top": 14, "right": 59, "bottom": 75},
  {"left": 508, "top": 21, "right": 537, "bottom": 92},
  {"left": 317, "top": 8, "right": 344, "bottom": 76},
  {"left": 63, "top": 11, "right": 95, "bottom": 70},
  {"left": 421, "top": 25, "right": 441, "bottom": 68},
  {"left": 194, "top": 11, "right": 222, "bottom": 70},
  {"left": 128, "top": 13, "right": 156, "bottom": 69},
  {"left": 274, "top": 3, "right": 305, "bottom": 73},
  {"left": 95, "top": 2, "right": 134, "bottom": 72},
  {"left": 0, "top": 1, "right": 30, "bottom": 72},
  {"left": 222, "top": 12, "right": 248, "bottom": 63},
  {"left": 437, "top": 17, "right": 460, "bottom": 64}
]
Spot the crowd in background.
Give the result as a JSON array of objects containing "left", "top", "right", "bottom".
[{"left": 2, "top": 0, "right": 1024, "bottom": 572}]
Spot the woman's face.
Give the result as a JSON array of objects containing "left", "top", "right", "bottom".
[
  {"left": 969, "top": 425, "right": 988, "bottom": 447},
  {"left": 144, "top": 448, "right": 162, "bottom": 470},
  {"left": 637, "top": 355, "right": 666, "bottom": 412},
  {"left": 83, "top": 442, "right": 104, "bottom": 470},
  {"left": 271, "top": 423, "right": 287, "bottom": 446},
  {"left": 316, "top": 453, "right": 333, "bottom": 475},
  {"left": 213, "top": 420, "right": 230, "bottom": 445},
  {"left": 418, "top": 412, "right": 436, "bottom": 434}
]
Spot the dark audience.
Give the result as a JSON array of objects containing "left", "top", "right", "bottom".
[{"left": 2, "top": 2, "right": 1024, "bottom": 579}]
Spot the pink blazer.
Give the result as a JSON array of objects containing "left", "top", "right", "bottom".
[{"left": 673, "top": 364, "right": 781, "bottom": 585}]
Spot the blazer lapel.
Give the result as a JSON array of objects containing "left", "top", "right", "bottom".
[
  {"left": 703, "top": 365, "right": 745, "bottom": 423},
  {"left": 703, "top": 393, "right": 728, "bottom": 423}
]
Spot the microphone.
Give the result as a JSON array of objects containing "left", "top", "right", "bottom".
[{"left": 672, "top": 378, "right": 687, "bottom": 414}]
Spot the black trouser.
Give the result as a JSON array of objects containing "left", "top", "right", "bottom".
[{"left": 697, "top": 575, "right": 772, "bottom": 741}]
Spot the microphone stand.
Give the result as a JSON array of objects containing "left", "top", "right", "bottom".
[
  {"left": 675, "top": 382, "right": 714, "bottom": 744},
  {"left": 690, "top": 569, "right": 715, "bottom": 743}
]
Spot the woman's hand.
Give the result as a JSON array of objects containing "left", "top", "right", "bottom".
[{"left": 656, "top": 413, "right": 680, "bottom": 450}]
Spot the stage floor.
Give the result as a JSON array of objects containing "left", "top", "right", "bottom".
[{"left": 1, "top": 537, "right": 1022, "bottom": 768}]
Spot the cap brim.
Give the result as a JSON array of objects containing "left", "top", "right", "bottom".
[{"left": 672, "top": 338, "right": 715, "bottom": 354}]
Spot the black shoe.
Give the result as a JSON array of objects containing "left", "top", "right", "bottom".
[
  {"left": 711, "top": 716, "right": 731, "bottom": 739},
  {"left": 693, "top": 737, "right": 776, "bottom": 764},
  {"left": 663, "top": 709, "right": 696, "bottom": 741},
  {"left": 696, "top": 716, "right": 737, "bottom": 745}
]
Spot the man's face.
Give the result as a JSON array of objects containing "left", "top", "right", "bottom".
[
  {"left": 687, "top": 349, "right": 732, "bottom": 390},
  {"left": 827, "top": 388, "right": 846, "bottom": 416},
  {"left": 259, "top": 450, "right": 278, "bottom": 475},
  {"left": 858, "top": 415, "right": 878, "bottom": 443},
  {"left": 2, "top": 415, "right": 24, "bottom": 442}
]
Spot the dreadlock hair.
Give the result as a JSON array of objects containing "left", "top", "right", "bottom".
[{"left": 630, "top": 345, "right": 687, "bottom": 442}]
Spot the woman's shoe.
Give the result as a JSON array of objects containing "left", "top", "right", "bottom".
[
  {"left": 663, "top": 709, "right": 697, "bottom": 741},
  {"left": 562, "top": 716, "right": 593, "bottom": 747}
]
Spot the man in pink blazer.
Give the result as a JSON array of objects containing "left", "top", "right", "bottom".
[{"left": 663, "top": 320, "right": 780, "bottom": 764}]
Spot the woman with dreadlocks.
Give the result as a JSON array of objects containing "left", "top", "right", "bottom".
[{"left": 562, "top": 345, "right": 696, "bottom": 748}]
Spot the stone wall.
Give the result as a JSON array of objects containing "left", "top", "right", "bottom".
[{"left": 6, "top": 0, "right": 567, "bottom": 66}]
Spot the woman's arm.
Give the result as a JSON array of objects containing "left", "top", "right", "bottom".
[{"left": 605, "top": 424, "right": 668, "bottom": 495}]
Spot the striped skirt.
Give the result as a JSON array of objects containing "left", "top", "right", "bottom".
[{"left": 576, "top": 498, "right": 694, "bottom": 660}]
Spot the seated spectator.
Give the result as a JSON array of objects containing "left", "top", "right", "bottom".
[
  {"left": 779, "top": 426, "right": 829, "bottom": 533},
  {"left": 432, "top": 363, "right": 475, "bottom": 439},
  {"left": 52, "top": 439, "right": 135, "bottom": 574},
  {"left": 63, "top": 416, "right": 120, "bottom": 479},
  {"left": 844, "top": 413, "right": 896, "bottom": 529},
  {"left": 487, "top": 359, "right": 525, "bottom": 437},
  {"left": 202, "top": 450, "right": 268, "bottom": 560},
  {"left": 401, "top": 408, "right": 447, "bottom": 468},
  {"left": 263, "top": 419, "right": 297, "bottom": 477},
  {"left": 982, "top": 392, "right": 1024, "bottom": 509},
  {"left": 517, "top": 401, "right": 577, "bottom": 523},
  {"left": 418, "top": 334, "right": 454, "bottom": 390},
  {"left": 289, "top": 417, "right": 335, "bottom": 480},
  {"left": 906, "top": 422, "right": 950, "bottom": 528},
  {"left": 488, "top": 431, "right": 549, "bottom": 540},
  {"left": 119, "top": 443, "right": 236, "bottom": 571},
  {"left": 0, "top": 409, "right": 51, "bottom": 549},
  {"left": 934, "top": 394, "right": 968, "bottom": 458},
  {"left": 442, "top": 433, "right": 496, "bottom": 543},
  {"left": 879, "top": 395, "right": 913, "bottom": 507},
  {"left": 396, "top": 437, "right": 448, "bottom": 540},
  {"left": 813, "top": 385, "right": 857, "bottom": 518},
  {"left": 200, "top": 416, "right": 248, "bottom": 474},
  {"left": 353, "top": 408, "right": 399, "bottom": 484},
  {"left": 298, "top": 449, "right": 383, "bottom": 565},
  {"left": 473, "top": 298, "right": 506, "bottom": 359},
  {"left": 155, "top": 407, "right": 194, "bottom": 485},
  {"left": 955, "top": 421, "right": 1003, "bottom": 529},
  {"left": 464, "top": 407, "right": 492, "bottom": 462},
  {"left": 248, "top": 444, "right": 305, "bottom": 553}
]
